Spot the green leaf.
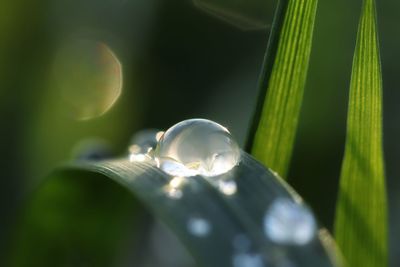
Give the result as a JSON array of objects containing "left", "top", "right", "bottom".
[
  {"left": 9, "top": 153, "right": 342, "bottom": 267},
  {"left": 247, "top": 0, "right": 318, "bottom": 177},
  {"left": 334, "top": 0, "right": 387, "bottom": 267}
]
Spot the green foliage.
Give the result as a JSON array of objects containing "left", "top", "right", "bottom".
[
  {"left": 334, "top": 0, "right": 387, "bottom": 266},
  {"left": 249, "top": 0, "right": 318, "bottom": 177},
  {"left": 9, "top": 171, "right": 143, "bottom": 267}
]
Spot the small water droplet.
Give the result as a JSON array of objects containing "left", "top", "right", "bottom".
[
  {"left": 129, "top": 129, "right": 161, "bottom": 162},
  {"left": 264, "top": 198, "right": 316, "bottom": 245},
  {"left": 52, "top": 40, "right": 122, "bottom": 120},
  {"left": 165, "top": 188, "right": 183, "bottom": 199},
  {"left": 233, "top": 252, "right": 264, "bottom": 267},
  {"left": 187, "top": 217, "right": 211, "bottom": 237},
  {"left": 218, "top": 179, "right": 237, "bottom": 196},
  {"left": 164, "top": 176, "right": 186, "bottom": 199},
  {"left": 155, "top": 119, "right": 240, "bottom": 177}
]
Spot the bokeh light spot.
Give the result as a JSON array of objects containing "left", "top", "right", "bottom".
[{"left": 52, "top": 39, "right": 123, "bottom": 120}]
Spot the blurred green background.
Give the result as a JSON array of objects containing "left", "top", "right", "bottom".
[{"left": 1, "top": 0, "right": 399, "bottom": 266}]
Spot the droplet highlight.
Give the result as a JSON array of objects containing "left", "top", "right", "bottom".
[
  {"left": 155, "top": 119, "right": 240, "bottom": 177},
  {"left": 264, "top": 198, "right": 316, "bottom": 245},
  {"left": 72, "top": 138, "right": 112, "bottom": 161},
  {"left": 187, "top": 217, "right": 211, "bottom": 237}
]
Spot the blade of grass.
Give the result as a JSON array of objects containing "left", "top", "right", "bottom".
[
  {"left": 9, "top": 153, "right": 342, "bottom": 267},
  {"left": 247, "top": 0, "right": 318, "bottom": 178},
  {"left": 334, "top": 0, "right": 387, "bottom": 267}
]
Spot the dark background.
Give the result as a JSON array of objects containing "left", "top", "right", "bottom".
[{"left": 1, "top": 0, "right": 399, "bottom": 265}]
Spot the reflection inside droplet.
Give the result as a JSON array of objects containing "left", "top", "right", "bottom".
[
  {"left": 52, "top": 39, "right": 122, "bottom": 120},
  {"left": 155, "top": 119, "right": 240, "bottom": 177},
  {"left": 264, "top": 198, "right": 316, "bottom": 245},
  {"left": 187, "top": 217, "right": 211, "bottom": 237}
]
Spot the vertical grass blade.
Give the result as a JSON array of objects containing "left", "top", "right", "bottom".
[
  {"left": 247, "top": 0, "right": 318, "bottom": 177},
  {"left": 334, "top": 0, "right": 387, "bottom": 266}
]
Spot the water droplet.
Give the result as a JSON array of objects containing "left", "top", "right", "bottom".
[
  {"left": 52, "top": 39, "right": 122, "bottom": 120},
  {"left": 164, "top": 176, "right": 186, "bottom": 199},
  {"left": 218, "top": 179, "right": 237, "bottom": 196},
  {"left": 165, "top": 188, "right": 183, "bottom": 199},
  {"left": 264, "top": 198, "right": 316, "bottom": 245},
  {"left": 187, "top": 217, "right": 211, "bottom": 237},
  {"left": 233, "top": 252, "right": 264, "bottom": 267},
  {"left": 155, "top": 119, "right": 240, "bottom": 177},
  {"left": 129, "top": 129, "right": 162, "bottom": 162},
  {"left": 193, "top": 0, "right": 274, "bottom": 30}
]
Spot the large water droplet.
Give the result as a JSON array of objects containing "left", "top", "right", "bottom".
[
  {"left": 264, "top": 198, "right": 316, "bottom": 245},
  {"left": 155, "top": 119, "right": 240, "bottom": 177}
]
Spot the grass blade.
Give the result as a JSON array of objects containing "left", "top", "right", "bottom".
[
  {"left": 9, "top": 153, "right": 342, "bottom": 267},
  {"left": 247, "top": 0, "right": 318, "bottom": 177},
  {"left": 334, "top": 0, "right": 387, "bottom": 266}
]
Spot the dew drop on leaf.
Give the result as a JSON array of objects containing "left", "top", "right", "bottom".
[
  {"left": 155, "top": 119, "right": 240, "bottom": 177},
  {"left": 218, "top": 179, "right": 237, "bottom": 196},
  {"left": 263, "top": 198, "right": 316, "bottom": 245}
]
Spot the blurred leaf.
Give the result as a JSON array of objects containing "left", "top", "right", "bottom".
[
  {"left": 334, "top": 0, "right": 387, "bottom": 267},
  {"left": 247, "top": 0, "right": 318, "bottom": 177},
  {"left": 10, "top": 153, "right": 342, "bottom": 267},
  {"left": 9, "top": 171, "right": 147, "bottom": 267},
  {"left": 193, "top": 0, "right": 275, "bottom": 30}
]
